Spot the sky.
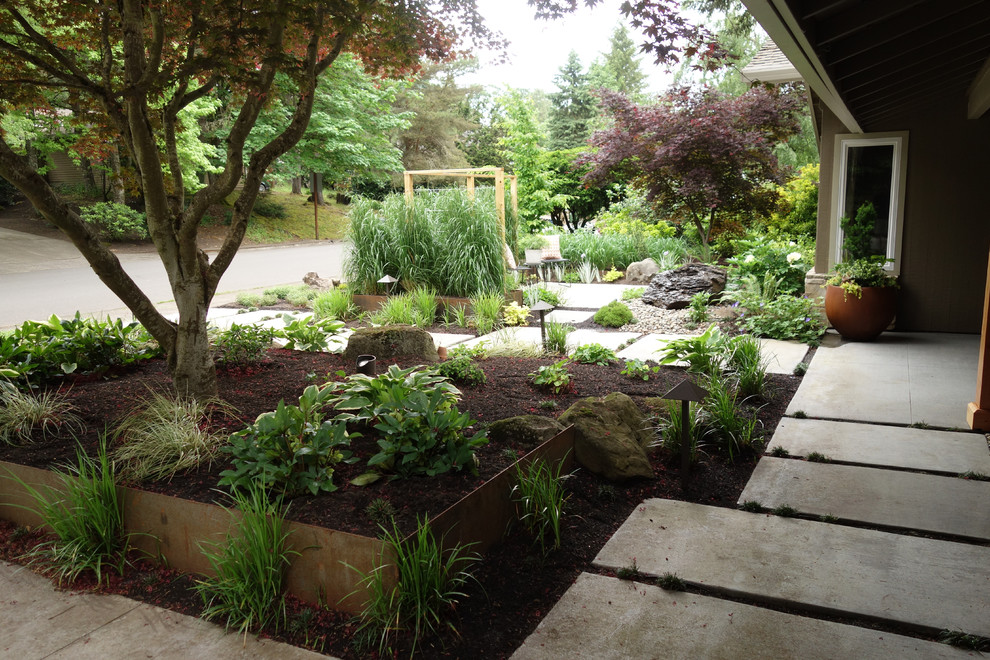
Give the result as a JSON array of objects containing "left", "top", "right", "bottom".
[{"left": 459, "top": 0, "right": 676, "bottom": 94}]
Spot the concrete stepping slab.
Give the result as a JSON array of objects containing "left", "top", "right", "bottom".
[
  {"left": 545, "top": 309, "right": 594, "bottom": 324},
  {"left": 459, "top": 327, "right": 542, "bottom": 351},
  {"left": 616, "top": 333, "right": 687, "bottom": 361},
  {"left": 768, "top": 418, "right": 990, "bottom": 474},
  {"left": 593, "top": 499, "right": 990, "bottom": 637},
  {"left": 759, "top": 338, "right": 809, "bottom": 375},
  {"left": 567, "top": 330, "right": 642, "bottom": 352},
  {"left": 0, "top": 562, "right": 327, "bottom": 659},
  {"left": 557, "top": 283, "right": 639, "bottom": 308},
  {"left": 786, "top": 333, "right": 978, "bottom": 429},
  {"left": 430, "top": 332, "right": 473, "bottom": 348},
  {"left": 740, "top": 457, "right": 990, "bottom": 541},
  {"left": 511, "top": 572, "right": 969, "bottom": 660}
]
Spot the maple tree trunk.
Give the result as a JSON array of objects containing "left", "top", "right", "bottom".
[
  {"left": 291, "top": 176, "right": 302, "bottom": 194},
  {"left": 108, "top": 148, "right": 126, "bottom": 204},
  {"left": 168, "top": 291, "right": 217, "bottom": 399}
]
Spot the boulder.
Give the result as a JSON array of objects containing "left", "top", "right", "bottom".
[
  {"left": 303, "top": 271, "right": 331, "bottom": 290},
  {"left": 625, "top": 258, "right": 660, "bottom": 284},
  {"left": 642, "top": 263, "right": 726, "bottom": 309},
  {"left": 488, "top": 415, "right": 565, "bottom": 451},
  {"left": 342, "top": 325, "right": 439, "bottom": 364},
  {"left": 559, "top": 392, "right": 654, "bottom": 482}
]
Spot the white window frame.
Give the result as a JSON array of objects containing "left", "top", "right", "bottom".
[{"left": 828, "top": 131, "right": 908, "bottom": 275}]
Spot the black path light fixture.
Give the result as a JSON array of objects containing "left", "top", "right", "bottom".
[
  {"left": 377, "top": 274, "right": 399, "bottom": 296},
  {"left": 661, "top": 378, "right": 708, "bottom": 490},
  {"left": 529, "top": 300, "right": 554, "bottom": 350}
]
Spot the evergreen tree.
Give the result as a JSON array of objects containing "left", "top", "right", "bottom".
[
  {"left": 547, "top": 52, "right": 596, "bottom": 151},
  {"left": 588, "top": 25, "right": 648, "bottom": 100}
]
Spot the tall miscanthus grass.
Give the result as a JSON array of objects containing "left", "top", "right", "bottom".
[
  {"left": 346, "top": 190, "right": 507, "bottom": 298},
  {"left": 558, "top": 231, "right": 691, "bottom": 271}
]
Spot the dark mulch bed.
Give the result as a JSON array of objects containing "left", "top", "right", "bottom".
[{"left": 0, "top": 349, "right": 800, "bottom": 658}]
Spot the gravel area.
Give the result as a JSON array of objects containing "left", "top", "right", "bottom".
[{"left": 621, "top": 298, "right": 735, "bottom": 335}]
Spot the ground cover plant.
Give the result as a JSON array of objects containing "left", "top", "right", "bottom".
[{"left": 0, "top": 343, "right": 802, "bottom": 658}]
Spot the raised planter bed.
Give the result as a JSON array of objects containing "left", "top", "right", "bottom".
[
  {"left": 352, "top": 289, "right": 524, "bottom": 314},
  {"left": 0, "top": 427, "right": 574, "bottom": 613}
]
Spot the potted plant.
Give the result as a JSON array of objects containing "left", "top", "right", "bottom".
[{"left": 824, "top": 202, "right": 898, "bottom": 341}]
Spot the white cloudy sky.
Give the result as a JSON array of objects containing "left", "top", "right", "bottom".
[{"left": 459, "top": 0, "right": 676, "bottom": 94}]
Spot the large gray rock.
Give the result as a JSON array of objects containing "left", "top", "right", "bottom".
[
  {"left": 625, "top": 258, "right": 660, "bottom": 284},
  {"left": 559, "top": 392, "right": 654, "bottom": 481},
  {"left": 642, "top": 263, "right": 726, "bottom": 309},
  {"left": 488, "top": 415, "right": 565, "bottom": 451},
  {"left": 302, "top": 271, "right": 331, "bottom": 290},
  {"left": 342, "top": 325, "right": 438, "bottom": 364}
]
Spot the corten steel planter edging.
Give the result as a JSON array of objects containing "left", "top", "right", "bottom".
[
  {"left": 0, "top": 425, "right": 574, "bottom": 612},
  {"left": 352, "top": 289, "right": 523, "bottom": 314}
]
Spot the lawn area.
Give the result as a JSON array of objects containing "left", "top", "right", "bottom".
[{"left": 239, "top": 187, "right": 350, "bottom": 243}]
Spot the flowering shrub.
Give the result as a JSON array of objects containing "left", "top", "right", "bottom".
[{"left": 727, "top": 235, "right": 813, "bottom": 296}]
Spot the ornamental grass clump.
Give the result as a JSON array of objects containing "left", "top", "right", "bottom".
[
  {"left": 511, "top": 457, "right": 571, "bottom": 555},
  {"left": 347, "top": 517, "right": 480, "bottom": 658},
  {"left": 544, "top": 321, "right": 574, "bottom": 355},
  {"left": 195, "top": 483, "right": 298, "bottom": 638},
  {"left": 112, "top": 390, "right": 233, "bottom": 482},
  {"left": 17, "top": 440, "right": 129, "bottom": 585},
  {"left": 0, "top": 385, "right": 82, "bottom": 445},
  {"left": 312, "top": 287, "right": 359, "bottom": 321},
  {"left": 469, "top": 291, "right": 505, "bottom": 335}
]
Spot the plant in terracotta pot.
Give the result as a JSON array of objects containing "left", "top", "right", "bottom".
[{"left": 824, "top": 202, "right": 898, "bottom": 341}]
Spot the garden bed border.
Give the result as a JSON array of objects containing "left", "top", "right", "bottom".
[{"left": 0, "top": 426, "right": 574, "bottom": 613}]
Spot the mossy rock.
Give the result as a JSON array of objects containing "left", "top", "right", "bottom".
[
  {"left": 488, "top": 415, "right": 565, "bottom": 451},
  {"left": 559, "top": 392, "right": 654, "bottom": 482},
  {"left": 342, "top": 325, "right": 438, "bottom": 364}
]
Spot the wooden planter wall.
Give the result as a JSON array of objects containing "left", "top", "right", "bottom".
[{"left": 0, "top": 427, "right": 574, "bottom": 613}]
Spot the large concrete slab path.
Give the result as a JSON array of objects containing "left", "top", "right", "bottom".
[
  {"left": 785, "top": 332, "right": 978, "bottom": 429},
  {"left": 511, "top": 572, "right": 971, "bottom": 660},
  {"left": 767, "top": 417, "right": 990, "bottom": 474},
  {"left": 0, "top": 561, "right": 330, "bottom": 659},
  {"left": 593, "top": 499, "right": 990, "bottom": 637},
  {"left": 740, "top": 457, "right": 990, "bottom": 540}
]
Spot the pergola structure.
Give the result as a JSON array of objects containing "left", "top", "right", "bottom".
[{"left": 402, "top": 167, "right": 518, "bottom": 243}]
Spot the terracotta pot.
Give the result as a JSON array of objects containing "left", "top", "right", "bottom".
[{"left": 824, "top": 285, "right": 897, "bottom": 341}]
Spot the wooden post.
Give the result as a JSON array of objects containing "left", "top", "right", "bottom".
[
  {"left": 967, "top": 246, "right": 990, "bottom": 430},
  {"left": 403, "top": 172, "right": 414, "bottom": 206},
  {"left": 510, "top": 176, "right": 518, "bottom": 221},
  {"left": 466, "top": 176, "right": 475, "bottom": 201},
  {"left": 494, "top": 168, "right": 505, "bottom": 244}
]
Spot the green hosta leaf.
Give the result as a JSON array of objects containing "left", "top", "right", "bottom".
[{"left": 350, "top": 471, "right": 382, "bottom": 486}]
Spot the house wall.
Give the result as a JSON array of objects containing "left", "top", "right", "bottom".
[{"left": 816, "top": 101, "right": 990, "bottom": 333}]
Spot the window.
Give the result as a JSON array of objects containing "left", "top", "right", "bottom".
[{"left": 829, "top": 132, "right": 908, "bottom": 274}]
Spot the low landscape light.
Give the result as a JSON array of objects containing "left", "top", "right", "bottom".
[
  {"left": 661, "top": 378, "right": 708, "bottom": 489},
  {"left": 530, "top": 300, "right": 554, "bottom": 350}
]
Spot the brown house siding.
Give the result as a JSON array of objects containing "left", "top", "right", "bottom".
[{"left": 817, "top": 101, "right": 990, "bottom": 334}]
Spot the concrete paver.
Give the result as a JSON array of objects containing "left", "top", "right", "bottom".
[
  {"left": 593, "top": 499, "right": 990, "bottom": 637},
  {"left": 0, "top": 562, "right": 329, "bottom": 659},
  {"left": 566, "top": 330, "right": 642, "bottom": 353},
  {"left": 545, "top": 309, "right": 594, "bottom": 324},
  {"left": 557, "top": 283, "right": 642, "bottom": 309},
  {"left": 767, "top": 418, "right": 990, "bottom": 474},
  {"left": 430, "top": 332, "right": 473, "bottom": 348},
  {"left": 616, "top": 333, "right": 684, "bottom": 361},
  {"left": 785, "top": 332, "right": 978, "bottom": 429},
  {"left": 740, "top": 457, "right": 990, "bottom": 540},
  {"left": 511, "top": 572, "right": 970, "bottom": 660},
  {"left": 759, "top": 338, "right": 809, "bottom": 375}
]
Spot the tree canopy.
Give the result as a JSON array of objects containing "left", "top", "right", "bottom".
[
  {"left": 583, "top": 86, "right": 804, "bottom": 258},
  {"left": 547, "top": 51, "right": 595, "bottom": 150},
  {"left": 0, "top": 0, "right": 499, "bottom": 398}
]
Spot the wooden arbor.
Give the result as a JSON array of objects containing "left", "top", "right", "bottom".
[{"left": 402, "top": 167, "right": 518, "bottom": 243}]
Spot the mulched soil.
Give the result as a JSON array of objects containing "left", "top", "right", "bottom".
[{"left": 0, "top": 350, "right": 800, "bottom": 658}]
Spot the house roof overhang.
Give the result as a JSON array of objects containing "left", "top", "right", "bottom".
[{"left": 740, "top": 0, "right": 990, "bottom": 133}]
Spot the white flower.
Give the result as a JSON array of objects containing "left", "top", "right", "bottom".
[
  {"left": 744, "top": 254, "right": 756, "bottom": 263},
  {"left": 786, "top": 252, "right": 802, "bottom": 263},
  {"left": 789, "top": 241, "right": 797, "bottom": 246}
]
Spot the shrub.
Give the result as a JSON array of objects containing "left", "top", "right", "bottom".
[
  {"left": 602, "top": 267, "right": 623, "bottom": 282},
  {"left": 212, "top": 324, "right": 275, "bottom": 366},
  {"left": 252, "top": 196, "right": 287, "bottom": 219},
  {"left": 0, "top": 386, "right": 82, "bottom": 445},
  {"left": 80, "top": 202, "right": 148, "bottom": 241},
  {"left": 112, "top": 391, "right": 231, "bottom": 482},
  {"left": 594, "top": 300, "right": 634, "bottom": 328},
  {"left": 17, "top": 441, "right": 128, "bottom": 585},
  {"left": 511, "top": 457, "right": 571, "bottom": 555},
  {"left": 348, "top": 517, "right": 479, "bottom": 657},
  {"left": 436, "top": 356, "right": 487, "bottom": 386},
  {"left": 768, "top": 164, "right": 818, "bottom": 239},
  {"left": 220, "top": 385, "right": 353, "bottom": 497},
  {"left": 735, "top": 295, "right": 826, "bottom": 344},
  {"left": 726, "top": 234, "right": 812, "bottom": 296},
  {"left": 313, "top": 288, "right": 359, "bottom": 321},
  {"left": 688, "top": 291, "right": 711, "bottom": 324},
  {"left": 502, "top": 301, "right": 530, "bottom": 327},
  {"left": 195, "top": 484, "right": 297, "bottom": 636},
  {"left": 571, "top": 343, "right": 617, "bottom": 366},
  {"left": 529, "top": 359, "right": 572, "bottom": 393}
]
